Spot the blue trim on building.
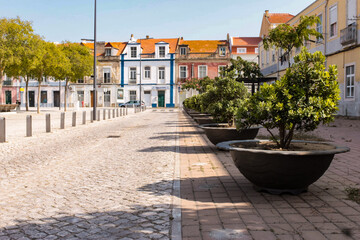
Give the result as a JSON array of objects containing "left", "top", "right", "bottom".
[
  {"left": 152, "top": 103, "right": 157, "bottom": 108},
  {"left": 121, "top": 55, "right": 124, "bottom": 87},
  {"left": 166, "top": 103, "right": 175, "bottom": 108},
  {"left": 170, "top": 53, "right": 174, "bottom": 107}
]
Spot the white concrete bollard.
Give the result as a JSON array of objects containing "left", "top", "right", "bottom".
[
  {"left": 46, "top": 114, "right": 51, "bottom": 133},
  {"left": 60, "top": 112, "right": 65, "bottom": 129},
  {"left": 72, "top": 112, "right": 76, "bottom": 127},
  {"left": 82, "top": 111, "right": 86, "bottom": 125},
  {"left": 0, "top": 117, "right": 5, "bottom": 143}
]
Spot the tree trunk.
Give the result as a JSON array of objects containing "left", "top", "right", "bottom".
[
  {"left": 37, "top": 79, "right": 41, "bottom": 114},
  {"left": 25, "top": 76, "right": 29, "bottom": 111},
  {"left": 64, "top": 79, "right": 68, "bottom": 112}
]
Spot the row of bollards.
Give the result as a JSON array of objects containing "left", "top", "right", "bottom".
[
  {"left": 134, "top": 105, "right": 146, "bottom": 113},
  {"left": 0, "top": 107, "right": 131, "bottom": 143}
]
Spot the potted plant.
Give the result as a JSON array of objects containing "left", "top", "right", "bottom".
[
  {"left": 217, "top": 48, "right": 350, "bottom": 194},
  {"left": 198, "top": 75, "right": 260, "bottom": 145}
]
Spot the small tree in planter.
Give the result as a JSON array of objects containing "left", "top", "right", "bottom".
[
  {"left": 222, "top": 56, "right": 263, "bottom": 81},
  {"left": 202, "top": 77, "right": 249, "bottom": 126},
  {"left": 181, "top": 77, "right": 214, "bottom": 93},
  {"left": 236, "top": 48, "right": 340, "bottom": 149}
]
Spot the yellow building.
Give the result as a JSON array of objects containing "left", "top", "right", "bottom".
[{"left": 259, "top": 0, "right": 360, "bottom": 116}]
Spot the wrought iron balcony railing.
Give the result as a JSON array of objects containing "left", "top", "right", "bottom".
[{"left": 341, "top": 23, "right": 357, "bottom": 46}]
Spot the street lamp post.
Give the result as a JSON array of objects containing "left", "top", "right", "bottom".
[
  {"left": 139, "top": 38, "right": 142, "bottom": 111},
  {"left": 93, "top": 0, "right": 97, "bottom": 120}
]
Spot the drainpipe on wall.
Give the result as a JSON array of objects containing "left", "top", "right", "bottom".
[{"left": 324, "top": 0, "right": 329, "bottom": 68}]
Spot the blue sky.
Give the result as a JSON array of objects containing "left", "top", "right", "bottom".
[{"left": 0, "top": 0, "right": 315, "bottom": 42}]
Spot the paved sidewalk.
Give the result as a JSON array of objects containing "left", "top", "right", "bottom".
[
  {"left": 0, "top": 109, "right": 178, "bottom": 240},
  {"left": 179, "top": 111, "right": 360, "bottom": 240}
]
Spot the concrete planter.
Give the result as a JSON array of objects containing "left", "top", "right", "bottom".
[
  {"left": 193, "top": 117, "right": 215, "bottom": 125},
  {"left": 199, "top": 123, "right": 260, "bottom": 145},
  {"left": 216, "top": 140, "right": 350, "bottom": 194}
]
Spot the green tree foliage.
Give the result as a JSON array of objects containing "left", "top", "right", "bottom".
[
  {"left": 236, "top": 48, "right": 340, "bottom": 149},
  {"left": 181, "top": 77, "right": 214, "bottom": 93},
  {"left": 30, "top": 41, "right": 66, "bottom": 113},
  {"left": 60, "top": 42, "right": 93, "bottom": 111},
  {"left": 0, "top": 17, "right": 33, "bottom": 103},
  {"left": 222, "top": 57, "right": 263, "bottom": 80},
  {"left": 202, "top": 77, "right": 249, "bottom": 126},
  {"left": 183, "top": 94, "right": 205, "bottom": 113},
  {"left": 263, "top": 16, "right": 323, "bottom": 67}
]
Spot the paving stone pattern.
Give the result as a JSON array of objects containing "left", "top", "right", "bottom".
[
  {"left": 179, "top": 112, "right": 360, "bottom": 240},
  {"left": 0, "top": 109, "right": 178, "bottom": 240}
]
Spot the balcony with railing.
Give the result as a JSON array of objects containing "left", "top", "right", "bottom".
[
  {"left": 3, "top": 80, "right": 12, "bottom": 86},
  {"left": 341, "top": 23, "right": 357, "bottom": 46}
]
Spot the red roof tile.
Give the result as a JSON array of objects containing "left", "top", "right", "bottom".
[
  {"left": 136, "top": 38, "right": 179, "bottom": 54},
  {"left": 179, "top": 40, "right": 227, "bottom": 53},
  {"left": 267, "top": 13, "right": 294, "bottom": 23},
  {"left": 232, "top": 37, "right": 262, "bottom": 46}
]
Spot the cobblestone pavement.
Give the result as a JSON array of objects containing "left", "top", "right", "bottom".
[
  {"left": 179, "top": 112, "right": 360, "bottom": 240},
  {"left": 0, "top": 109, "right": 179, "bottom": 240}
]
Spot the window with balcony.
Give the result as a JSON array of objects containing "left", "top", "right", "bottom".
[
  {"left": 180, "top": 47, "right": 187, "bottom": 55},
  {"left": 144, "top": 66, "right": 151, "bottom": 79},
  {"left": 316, "top": 14, "right": 323, "bottom": 42},
  {"left": 345, "top": 65, "right": 355, "bottom": 98},
  {"left": 103, "top": 68, "right": 111, "bottom": 83},
  {"left": 159, "top": 46, "right": 165, "bottom": 58},
  {"left": 198, "top": 65, "right": 207, "bottom": 78},
  {"left": 219, "top": 47, "right": 226, "bottom": 56},
  {"left": 105, "top": 48, "right": 111, "bottom": 56},
  {"left": 255, "top": 48, "right": 259, "bottom": 54},
  {"left": 237, "top": 48, "right": 246, "bottom": 54},
  {"left": 341, "top": 23, "right": 357, "bottom": 45},
  {"left": 130, "top": 47, "right": 137, "bottom": 58},
  {"left": 179, "top": 66, "right": 187, "bottom": 79},
  {"left": 158, "top": 67, "right": 165, "bottom": 83},
  {"left": 329, "top": 5, "right": 337, "bottom": 38},
  {"left": 129, "top": 67, "right": 137, "bottom": 83}
]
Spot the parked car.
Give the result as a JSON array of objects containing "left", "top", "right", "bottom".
[{"left": 119, "top": 100, "right": 145, "bottom": 108}]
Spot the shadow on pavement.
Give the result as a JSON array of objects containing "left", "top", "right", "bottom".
[{"left": 0, "top": 206, "right": 172, "bottom": 239}]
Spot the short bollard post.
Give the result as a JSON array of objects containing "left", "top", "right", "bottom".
[
  {"left": 120, "top": 108, "right": 123, "bottom": 116},
  {"left": 125, "top": 106, "right": 128, "bottom": 115},
  {"left": 26, "top": 115, "right": 32, "bottom": 137},
  {"left": 108, "top": 109, "right": 111, "bottom": 119},
  {"left": 116, "top": 109, "right": 119, "bottom": 117},
  {"left": 82, "top": 111, "right": 86, "bottom": 125},
  {"left": 46, "top": 114, "right": 51, "bottom": 133},
  {"left": 72, "top": 112, "right": 76, "bottom": 127},
  {"left": 60, "top": 112, "right": 65, "bottom": 129},
  {"left": 103, "top": 109, "right": 106, "bottom": 120},
  {"left": 97, "top": 110, "right": 100, "bottom": 121},
  {"left": 0, "top": 117, "right": 6, "bottom": 143},
  {"left": 90, "top": 111, "right": 93, "bottom": 123},
  {"left": 112, "top": 109, "right": 115, "bottom": 118}
]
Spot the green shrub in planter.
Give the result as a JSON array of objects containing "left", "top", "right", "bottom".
[
  {"left": 183, "top": 93, "right": 206, "bottom": 112},
  {"left": 236, "top": 48, "right": 340, "bottom": 149},
  {"left": 202, "top": 77, "right": 249, "bottom": 126}
]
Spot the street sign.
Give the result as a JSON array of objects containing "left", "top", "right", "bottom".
[{"left": 20, "top": 88, "right": 24, "bottom": 92}]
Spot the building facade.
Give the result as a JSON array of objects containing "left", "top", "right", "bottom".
[
  {"left": 259, "top": 1, "right": 360, "bottom": 116},
  {"left": 175, "top": 38, "right": 231, "bottom": 106},
  {"left": 119, "top": 36, "right": 178, "bottom": 108},
  {"left": 229, "top": 37, "right": 262, "bottom": 62}
]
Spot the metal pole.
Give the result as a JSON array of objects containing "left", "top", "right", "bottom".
[
  {"left": 59, "top": 80, "right": 61, "bottom": 110},
  {"left": 93, "top": 0, "right": 97, "bottom": 121}
]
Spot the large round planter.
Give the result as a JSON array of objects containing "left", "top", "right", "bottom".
[
  {"left": 193, "top": 117, "right": 215, "bottom": 125},
  {"left": 199, "top": 123, "right": 260, "bottom": 145},
  {"left": 216, "top": 140, "right": 350, "bottom": 194}
]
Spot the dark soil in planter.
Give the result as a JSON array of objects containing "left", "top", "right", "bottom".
[{"left": 231, "top": 141, "right": 335, "bottom": 151}]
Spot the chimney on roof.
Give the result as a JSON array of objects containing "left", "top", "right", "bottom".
[
  {"left": 180, "top": 37, "right": 183, "bottom": 40},
  {"left": 227, "top": 33, "right": 230, "bottom": 42},
  {"left": 265, "top": 10, "right": 269, "bottom": 18},
  {"left": 146, "top": 35, "right": 149, "bottom": 39}
]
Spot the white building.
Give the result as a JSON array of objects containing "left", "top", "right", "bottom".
[{"left": 120, "top": 35, "right": 178, "bottom": 107}]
